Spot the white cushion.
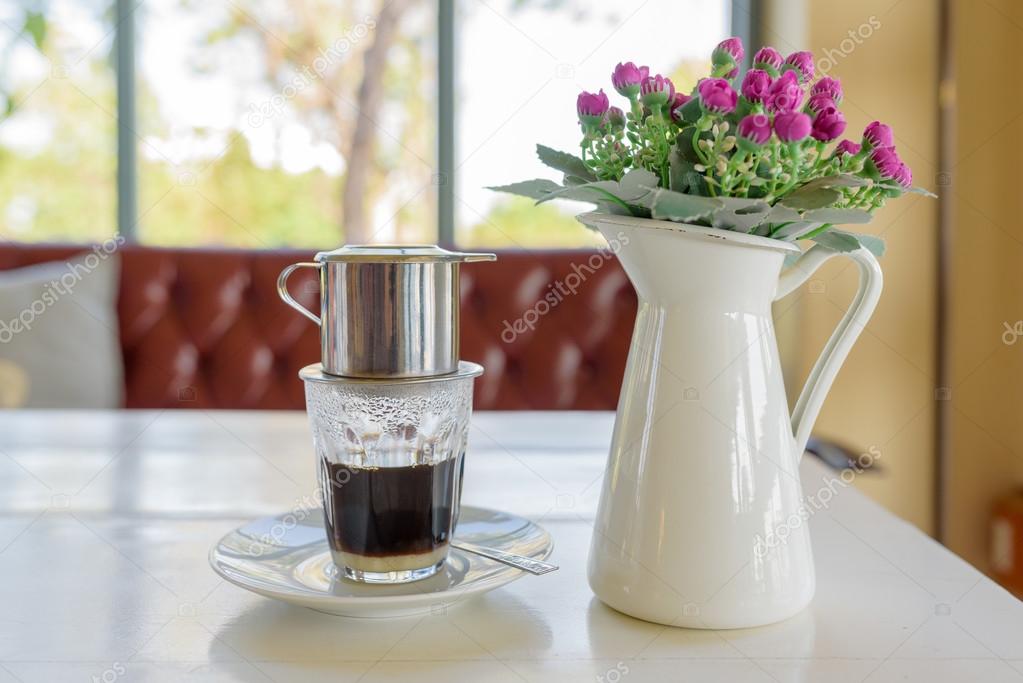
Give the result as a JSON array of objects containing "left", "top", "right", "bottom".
[{"left": 0, "top": 245, "right": 124, "bottom": 408}]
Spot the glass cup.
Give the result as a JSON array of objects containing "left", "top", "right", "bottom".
[{"left": 300, "top": 361, "right": 482, "bottom": 584}]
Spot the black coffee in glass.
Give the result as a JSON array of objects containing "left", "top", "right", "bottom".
[{"left": 319, "top": 452, "right": 464, "bottom": 583}]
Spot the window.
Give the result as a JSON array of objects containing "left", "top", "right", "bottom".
[
  {"left": 0, "top": 0, "right": 116, "bottom": 242},
  {"left": 454, "top": 0, "right": 730, "bottom": 248},
  {"left": 0, "top": 0, "right": 732, "bottom": 248},
  {"left": 136, "top": 0, "right": 438, "bottom": 247}
]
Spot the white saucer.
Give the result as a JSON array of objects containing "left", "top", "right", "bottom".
[{"left": 209, "top": 506, "right": 554, "bottom": 618}]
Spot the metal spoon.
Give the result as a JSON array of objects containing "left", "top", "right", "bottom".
[{"left": 451, "top": 541, "right": 559, "bottom": 575}]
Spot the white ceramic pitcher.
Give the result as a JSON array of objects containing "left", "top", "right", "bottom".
[{"left": 579, "top": 212, "right": 883, "bottom": 629}]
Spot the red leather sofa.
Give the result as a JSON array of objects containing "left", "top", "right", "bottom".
[{"left": 0, "top": 243, "right": 637, "bottom": 410}]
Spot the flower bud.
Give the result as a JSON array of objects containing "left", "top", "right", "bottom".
[
  {"left": 577, "top": 89, "right": 610, "bottom": 127},
  {"left": 737, "top": 113, "right": 771, "bottom": 150},
  {"left": 698, "top": 78, "right": 737, "bottom": 114},
  {"left": 866, "top": 146, "right": 902, "bottom": 181},
  {"left": 894, "top": 162, "right": 913, "bottom": 188},
  {"left": 862, "top": 120, "right": 895, "bottom": 149},
  {"left": 811, "top": 76, "right": 843, "bottom": 104},
  {"left": 806, "top": 93, "right": 835, "bottom": 116},
  {"left": 810, "top": 104, "right": 846, "bottom": 142},
  {"left": 611, "top": 62, "right": 649, "bottom": 99},
  {"left": 640, "top": 74, "right": 675, "bottom": 109},
  {"left": 740, "top": 69, "right": 772, "bottom": 105},
  {"left": 834, "top": 139, "right": 862, "bottom": 157},
  {"left": 767, "top": 70, "right": 804, "bottom": 113},
  {"left": 712, "top": 37, "right": 745, "bottom": 79},
  {"left": 782, "top": 51, "right": 815, "bottom": 83},
  {"left": 753, "top": 46, "right": 784, "bottom": 75},
  {"left": 774, "top": 111, "right": 812, "bottom": 143}
]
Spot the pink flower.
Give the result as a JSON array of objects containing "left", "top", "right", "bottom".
[
  {"left": 869, "top": 146, "right": 903, "bottom": 181},
  {"left": 639, "top": 74, "right": 675, "bottom": 109},
  {"left": 753, "top": 46, "right": 784, "bottom": 73},
  {"left": 740, "top": 69, "right": 772, "bottom": 104},
  {"left": 894, "top": 163, "right": 913, "bottom": 188},
  {"left": 873, "top": 148, "right": 913, "bottom": 188},
  {"left": 810, "top": 104, "right": 847, "bottom": 142},
  {"left": 834, "top": 139, "right": 862, "bottom": 156},
  {"left": 806, "top": 93, "right": 835, "bottom": 115},
  {"left": 863, "top": 121, "right": 894, "bottom": 149},
  {"left": 774, "top": 111, "right": 812, "bottom": 142},
  {"left": 715, "top": 37, "right": 745, "bottom": 62},
  {"left": 611, "top": 62, "right": 649, "bottom": 98},
  {"left": 713, "top": 37, "right": 745, "bottom": 78},
  {"left": 783, "top": 51, "right": 815, "bottom": 83},
  {"left": 767, "top": 70, "right": 804, "bottom": 113},
  {"left": 669, "top": 92, "right": 693, "bottom": 123},
  {"left": 577, "top": 89, "right": 610, "bottom": 126},
  {"left": 697, "top": 78, "right": 737, "bottom": 114},
  {"left": 811, "top": 76, "right": 843, "bottom": 104},
  {"left": 737, "top": 113, "right": 771, "bottom": 146}
]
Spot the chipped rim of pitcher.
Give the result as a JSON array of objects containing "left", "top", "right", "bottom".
[{"left": 577, "top": 211, "right": 802, "bottom": 255}]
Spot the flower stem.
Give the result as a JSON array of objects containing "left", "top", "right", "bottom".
[{"left": 801, "top": 222, "right": 834, "bottom": 240}]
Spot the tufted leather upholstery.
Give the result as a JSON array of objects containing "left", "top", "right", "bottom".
[{"left": 0, "top": 243, "right": 636, "bottom": 410}]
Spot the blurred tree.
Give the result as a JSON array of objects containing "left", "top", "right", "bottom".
[
  {"left": 0, "top": 3, "right": 118, "bottom": 242},
  {"left": 195, "top": 0, "right": 434, "bottom": 244}
]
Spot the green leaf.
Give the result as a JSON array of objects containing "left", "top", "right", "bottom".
[
  {"left": 676, "top": 96, "right": 702, "bottom": 124},
  {"left": 832, "top": 229, "right": 887, "bottom": 258},
  {"left": 711, "top": 197, "right": 772, "bottom": 232},
  {"left": 23, "top": 11, "right": 46, "bottom": 50},
  {"left": 800, "top": 207, "right": 873, "bottom": 224},
  {"left": 649, "top": 189, "right": 723, "bottom": 223},
  {"left": 809, "top": 230, "right": 862, "bottom": 253},
  {"left": 536, "top": 144, "right": 596, "bottom": 181},
  {"left": 797, "top": 174, "right": 870, "bottom": 192},
  {"left": 668, "top": 150, "right": 693, "bottom": 192},
  {"left": 771, "top": 221, "right": 823, "bottom": 240},
  {"left": 876, "top": 183, "right": 938, "bottom": 198},
  {"left": 487, "top": 178, "right": 563, "bottom": 201},
  {"left": 537, "top": 181, "right": 634, "bottom": 214},
  {"left": 537, "top": 180, "right": 619, "bottom": 203},
  {"left": 618, "top": 168, "right": 659, "bottom": 201},
  {"left": 763, "top": 204, "right": 804, "bottom": 224},
  {"left": 779, "top": 186, "right": 842, "bottom": 211}
]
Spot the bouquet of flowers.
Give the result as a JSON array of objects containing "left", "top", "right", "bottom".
[{"left": 490, "top": 38, "right": 933, "bottom": 254}]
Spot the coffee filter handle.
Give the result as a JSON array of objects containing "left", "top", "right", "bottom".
[{"left": 277, "top": 262, "right": 322, "bottom": 326}]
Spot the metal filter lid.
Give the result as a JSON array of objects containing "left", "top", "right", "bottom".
[{"left": 314, "top": 244, "right": 496, "bottom": 264}]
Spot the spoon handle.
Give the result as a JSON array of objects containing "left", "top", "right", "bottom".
[{"left": 451, "top": 541, "right": 559, "bottom": 575}]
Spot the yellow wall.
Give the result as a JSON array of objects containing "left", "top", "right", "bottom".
[
  {"left": 946, "top": 0, "right": 1023, "bottom": 571},
  {"left": 781, "top": 0, "right": 940, "bottom": 533},
  {"left": 768, "top": 0, "right": 1023, "bottom": 577}
]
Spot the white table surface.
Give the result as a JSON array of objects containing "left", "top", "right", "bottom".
[{"left": 0, "top": 410, "right": 1021, "bottom": 683}]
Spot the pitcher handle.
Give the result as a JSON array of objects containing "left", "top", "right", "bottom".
[
  {"left": 775, "top": 244, "right": 884, "bottom": 456},
  {"left": 277, "top": 262, "right": 322, "bottom": 325}
]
